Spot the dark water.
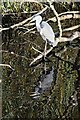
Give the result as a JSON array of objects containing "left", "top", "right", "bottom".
[
  {"left": 2, "top": 28, "right": 80, "bottom": 120},
  {"left": 1, "top": 5, "right": 80, "bottom": 119}
]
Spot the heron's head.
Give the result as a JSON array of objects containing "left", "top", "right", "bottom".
[{"left": 30, "top": 15, "right": 42, "bottom": 23}]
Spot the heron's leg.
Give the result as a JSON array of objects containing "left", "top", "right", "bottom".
[{"left": 44, "top": 40, "right": 47, "bottom": 60}]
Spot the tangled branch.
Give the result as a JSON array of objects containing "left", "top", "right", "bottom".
[{"left": 30, "top": 31, "right": 80, "bottom": 66}]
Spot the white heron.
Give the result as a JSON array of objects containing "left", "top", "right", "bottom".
[{"left": 30, "top": 15, "right": 58, "bottom": 59}]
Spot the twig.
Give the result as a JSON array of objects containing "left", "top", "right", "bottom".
[
  {"left": 23, "top": 27, "right": 36, "bottom": 35},
  {"left": 0, "top": 64, "right": 14, "bottom": 70},
  {"left": 24, "top": 23, "right": 35, "bottom": 27},
  {"left": 32, "top": 46, "right": 43, "bottom": 54}
]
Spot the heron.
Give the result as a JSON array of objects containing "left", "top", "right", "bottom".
[{"left": 30, "top": 15, "right": 58, "bottom": 59}]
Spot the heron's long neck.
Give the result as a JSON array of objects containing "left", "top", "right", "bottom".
[{"left": 36, "top": 20, "right": 42, "bottom": 32}]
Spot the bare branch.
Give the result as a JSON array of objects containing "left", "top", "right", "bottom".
[
  {"left": 63, "top": 24, "right": 80, "bottom": 32},
  {"left": 0, "top": 6, "right": 48, "bottom": 32},
  {"left": 59, "top": 11, "right": 80, "bottom": 16},
  {"left": 47, "top": 0, "right": 62, "bottom": 40},
  {"left": 0, "top": 27, "right": 10, "bottom": 32},
  {"left": 29, "top": 47, "right": 53, "bottom": 66},
  {"left": 57, "top": 31, "right": 80, "bottom": 42},
  {"left": 0, "top": 64, "right": 14, "bottom": 70},
  {"left": 48, "top": 11, "right": 80, "bottom": 22}
]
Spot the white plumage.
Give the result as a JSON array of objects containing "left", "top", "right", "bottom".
[
  {"left": 31, "top": 15, "right": 58, "bottom": 59},
  {"left": 32, "top": 15, "right": 55, "bottom": 46}
]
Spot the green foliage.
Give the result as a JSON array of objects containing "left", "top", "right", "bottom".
[{"left": 0, "top": 1, "right": 29, "bottom": 14}]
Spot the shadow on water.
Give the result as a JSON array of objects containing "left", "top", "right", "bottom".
[{"left": 30, "top": 63, "right": 55, "bottom": 99}]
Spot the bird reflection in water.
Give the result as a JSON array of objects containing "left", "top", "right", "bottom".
[{"left": 30, "top": 63, "right": 54, "bottom": 99}]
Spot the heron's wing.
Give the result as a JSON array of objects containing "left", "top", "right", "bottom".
[{"left": 40, "top": 21, "right": 55, "bottom": 43}]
